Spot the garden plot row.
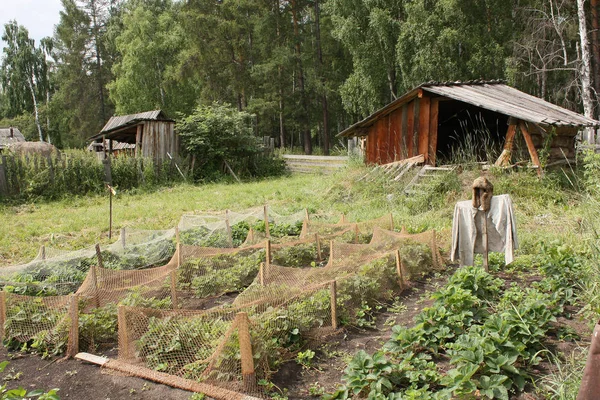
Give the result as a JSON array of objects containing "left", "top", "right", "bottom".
[{"left": 0, "top": 211, "right": 442, "bottom": 399}]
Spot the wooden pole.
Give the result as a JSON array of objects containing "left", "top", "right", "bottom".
[
  {"left": 0, "top": 291, "right": 6, "bottom": 342},
  {"left": 236, "top": 312, "right": 257, "bottom": 393},
  {"left": 176, "top": 227, "right": 182, "bottom": 268},
  {"left": 354, "top": 224, "right": 359, "bottom": 243},
  {"left": 67, "top": 293, "right": 79, "bottom": 358},
  {"left": 225, "top": 210, "right": 233, "bottom": 247},
  {"left": 315, "top": 233, "right": 322, "bottom": 261},
  {"left": 93, "top": 244, "right": 102, "bottom": 308},
  {"left": 264, "top": 205, "right": 270, "bottom": 238},
  {"left": 265, "top": 240, "right": 271, "bottom": 278},
  {"left": 259, "top": 263, "right": 265, "bottom": 286},
  {"left": 389, "top": 213, "right": 394, "bottom": 230},
  {"left": 304, "top": 208, "right": 309, "bottom": 221},
  {"left": 121, "top": 227, "right": 126, "bottom": 248},
  {"left": 108, "top": 188, "right": 113, "bottom": 240},
  {"left": 40, "top": 245, "right": 46, "bottom": 260},
  {"left": 175, "top": 226, "right": 180, "bottom": 246},
  {"left": 329, "top": 240, "right": 334, "bottom": 265},
  {"left": 117, "top": 306, "right": 131, "bottom": 360},
  {"left": 518, "top": 121, "right": 543, "bottom": 177},
  {"left": 395, "top": 250, "right": 405, "bottom": 289},
  {"left": 330, "top": 281, "right": 338, "bottom": 330},
  {"left": 495, "top": 122, "right": 518, "bottom": 167},
  {"left": 431, "top": 229, "right": 439, "bottom": 269},
  {"left": 248, "top": 227, "right": 255, "bottom": 243},
  {"left": 482, "top": 211, "right": 489, "bottom": 272},
  {"left": 170, "top": 271, "right": 178, "bottom": 309}
]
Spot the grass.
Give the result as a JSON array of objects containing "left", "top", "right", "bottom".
[{"left": 0, "top": 158, "right": 597, "bottom": 398}]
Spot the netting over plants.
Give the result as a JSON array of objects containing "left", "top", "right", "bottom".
[{"left": 0, "top": 207, "right": 446, "bottom": 399}]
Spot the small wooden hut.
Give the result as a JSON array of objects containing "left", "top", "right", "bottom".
[
  {"left": 339, "top": 80, "right": 600, "bottom": 167},
  {"left": 0, "top": 127, "right": 26, "bottom": 152},
  {"left": 89, "top": 110, "right": 178, "bottom": 160}
]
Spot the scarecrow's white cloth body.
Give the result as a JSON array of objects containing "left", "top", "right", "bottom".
[{"left": 451, "top": 194, "right": 518, "bottom": 266}]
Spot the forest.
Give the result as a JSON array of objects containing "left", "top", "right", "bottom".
[{"left": 0, "top": 0, "right": 598, "bottom": 153}]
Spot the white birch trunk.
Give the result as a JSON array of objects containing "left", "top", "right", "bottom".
[
  {"left": 28, "top": 74, "right": 44, "bottom": 142},
  {"left": 577, "top": 0, "right": 595, "bottom": 142}
]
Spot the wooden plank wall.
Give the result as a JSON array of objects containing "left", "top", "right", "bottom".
[
  {"left": 139, "top": 121, "right": 178, "bottom": 161},
  {"left": 365, "top": 92, "right": 439, "bottom": 165}
]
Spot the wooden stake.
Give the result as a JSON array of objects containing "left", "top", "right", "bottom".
[
  {"left": 248, "top": 227, "right": 255, "bottom": 243},
  {"left": 329, "top": 240, "right": 334, "bottom": 265},
  {"left": 175, "top": 226, "right": 180, "bottom": 246},
  {"left": 395, "top": 250, "right": 405, "bottom": 289},
  {"left": 315, "top": 233, "right": 322, "bottom": 261},
  {"left": 67, "top": 294, "right": 79, "bottom": 358},
  {"left": 330, "top": 281, "right": 338, "bottom": 330},
  {"left": 95, "top": 244, "right": 104, "bottom": 269},
  {"left": 0, "top": 291, "right": 6, "bottom": 342},
  {"left": 354, "top": 224, "right": 359, "bottom": 244},
  {"left": 482, "top": 211, "right": 489, "bottom": 272},
  {"left": 170, "top": 271, "right": 178, "bottom": 309},
  {"left": 389, "top": 213, "right": 394, "bottom": 230},
  {"left": 225, "top": 210, "right": 233, "bottom": 247},
  {"left": 177, "top": 243, "right": 182, "bottom": 268},
  {"left": 92, "top": 244, "right": 101, "bottom": 308},
  {"left": 121, "top": 227, "right": 126, "bottom": 248},
  {"left": 259, "top": 263, "right": 265, "bottom": 286},
  {"left": 265, "top": 240, "right": 271, "bottom": 278},
  {"left": 236, "top": 312, "right": 257, "bottom": 393},
  {"left": 304, "top": 208, "right": 309, "bottom": 221},
  {"left": 263, "top": 205, "right": 270, "bottom": 238},
  {"left": 431, "top": 229, "right": 440, "bottom": 269},
  {"left": 117, "top": 306, "right": 131, "bottom": 360},
  {"left": 40, "top": 245, "right": 46, "bottom": 260}
]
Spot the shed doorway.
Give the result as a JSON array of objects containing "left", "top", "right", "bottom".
[{"left": 435, "top": 100, "right": 509, "bottom": 165}]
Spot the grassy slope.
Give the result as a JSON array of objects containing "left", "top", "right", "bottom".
[{"left": 0, "top": 165, "right": 585, "bottom": 269}]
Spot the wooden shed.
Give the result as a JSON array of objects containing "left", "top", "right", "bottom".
[
  {"left": 339, "top": 81, "right": 600, "bottom": 168},
  {"left": 89, "top": 110, "right": 178, "bottom": 160}
]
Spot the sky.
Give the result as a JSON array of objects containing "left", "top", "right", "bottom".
[{"left": 0, "top": 0, "right": 64, "bottom": 52}]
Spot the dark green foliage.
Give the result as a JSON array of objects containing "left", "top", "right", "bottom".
[
  {"left": 328, "top": 252, "right": 581, "bottom": 399},
  {"left": 178, "top": 103, "right": 285, "bottom": 181}
]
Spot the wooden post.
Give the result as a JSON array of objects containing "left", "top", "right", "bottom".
[
  {"left": 340, "top": 213, "right": 347, "bottom": 224},
  {"left": 304, "top": 208, "right": 309, "bottom": 221},
  {"left": 315, "top": 233, "right": 322, "bottom": 261},
  {"left": 108, "top": 186, "right": 113, "bottom": 240},
  {"left": 482, "top": 211, "right": 489, "bottom": 272},
  {"left": 495, "top": 122, "right": 518, "bottom": 167},
  {"left": 264, "top": 205, "right": 270, "bottom": 238},
  {"left": 117, "top": 306, "right": 131, "bottom": 360},
  {"left": 431, "top": 229, "right": 439, "bottom": 269},
  {"left": 354, "top": 224, "right": 359, "bottom": 244},
  {"left": 330, "top": 281, "right": 338, "bottom": 330},
  {"left": 40, "top": 245, "right": 46, "bottom": 260},
  {"left": 176, "top": 227, "right": 182, "bottom": 268},
  {"left": 95, "top": 244, "right": 104, "bottom": 269},
  {"left": 259, "top": 263, "right": 265, "bottom": 286},
  {"left": 248, "top": 227, "right": 255, "bottom": 243},
  {"left": 389, "top": 213, "right": 394, "bottom": 230},
  {"left": 170, "top": 271, "right": 178, "bottom": 309},
  {"left": 225, "top": 210, "right": 233, "bottom": 247},
  {"left": 265, "top": 240, "right": 271, "bottom": 278},
  {"left": 121, "top": 227, "right": 126, "bottom": 248},
  {"left": 518, "top": 120, "right": 543, "bottom": 177},
  {"left": 0, "top": 291, "right": 6, "bottom": 342},
  {"left": 329, "top": 240, "right": 334, "bottom": 265},
  {"left": 175, "top": 226, "right": 180, "bottom": 246},
  {"left": 395, "top": 250, "right": 405, "bottom": 289},
  {"left": 92, "top": 244, "right": 102, "bottom": 308},
  {"left": 236, "top": 312, "right": 257, "bottom": 393},
  {"left": 67, "top": 294, "right": 79, "bottom": 358}
]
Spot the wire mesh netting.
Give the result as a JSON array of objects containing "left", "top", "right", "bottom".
[{"left": 0, "top": 207, "right": 446, "bottom": 399}]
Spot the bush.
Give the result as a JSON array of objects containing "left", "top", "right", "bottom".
[{"left": 177, "top": 103, "right": 285, "bottom": 181}]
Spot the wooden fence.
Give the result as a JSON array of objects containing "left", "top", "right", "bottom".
[{"left": 282, "top": 155, "right": 348, "bottom": 174}]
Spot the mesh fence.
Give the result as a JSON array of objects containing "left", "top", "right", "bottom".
[{"left": 0, "top": 208, "right": 445, "bottom": 398}]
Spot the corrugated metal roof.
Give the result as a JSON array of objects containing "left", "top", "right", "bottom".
[
  {"left": 339, "top": 80, "right": 600, "bottom": 137},
  {"left": 99, "top": 110, "right": 172, "bottom": 134},
  {"left": 0, "top": 127, "right": 26, "bottom": 148}
]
